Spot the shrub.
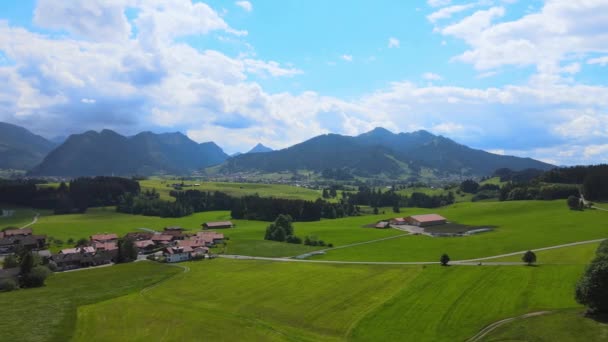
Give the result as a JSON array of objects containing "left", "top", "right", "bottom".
[
  {"left": 3, "top": 254, "right": 19, "bottom": 269},
  {"left": 576, "top": 256, "right": 608, "bottom": 314},
  {"left": 20, "top": 266, "right": 51, "bottom": 288},
  {"left": 0, "top": 278, "right": 18, "bottom": 292},
  {"left": 440, "top": 253, "right": 450, "bottom": 266}
]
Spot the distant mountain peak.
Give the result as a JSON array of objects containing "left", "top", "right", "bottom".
[
  {"left": 360, "top": 127, "right": 394, "bottom": 137},
  {"left": 247, "top": 143, "right": 273, "bottom": 154}
]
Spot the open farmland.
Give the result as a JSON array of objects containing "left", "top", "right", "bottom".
[
  {"left": 63, "top": 260, "right": 588, "bottom": 342},
  {"left": 0, "top": 262, "right": 180, "bottom": 342},
  {"left": 139, "top": 179, "right": 324, "bottom": 201},
  {"left": 313, "top": 200, "right": 608, "bottom": 262}
]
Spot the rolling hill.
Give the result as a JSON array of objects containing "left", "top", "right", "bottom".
[
  {"left": 217, "top": 128, "right": 553, "bottom": 178},
  {"left": 29, "top": 130, "right": 228, "bottom": 176},
  {"left": 0, "top": 122, "right": 56, "bottom": 170}
]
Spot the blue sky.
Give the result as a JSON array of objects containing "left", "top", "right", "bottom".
[{"left": 0, "top": 0, "right": 607, "bottom": 165}]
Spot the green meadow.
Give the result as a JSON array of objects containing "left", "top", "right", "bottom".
[
  {"left": 0, "top": 257, "right": 589, "bottom": 342},
  {"left": 0, "top": 262, "right": 180, "bottom": 342},
  {"left": 139, "top": 179, "right": 323, "bottom": 201},
  {"left": 314, "top": 200, "right": 608, "bottom": 262}
]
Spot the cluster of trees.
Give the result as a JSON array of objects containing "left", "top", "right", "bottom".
[
  {"left": 304, "top": 235, "right": 331, "bottom": 247},
  {"left": 232, "top": 195, "right": 326, "bottom": 221},
  {"left": 499, "top": 182, "right": 580, "bottom": 202},
  {"left": 576, "top": 240, "right": 608, "bottom": 315},
  {"left": 0, "top": 251, "right": 51, "bottom": 292},
  {"left": 0, "top": 177, "right": 140, "bottom": 214},
  {"left": 264, "top": 215, "right": 301, "bottom": 244},
  {"left": 116, "top": 189, "right": 194, "bottom": 217},
  {"left": 345, "top": 186, "right": 455, "bottom": 209}
]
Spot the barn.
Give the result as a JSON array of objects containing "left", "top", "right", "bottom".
[
  {"left": 406, "top": 214, "right": 447, "bottom": 227},
  {"left": 202, "top": 221, "right": 234, "bottom": 229}
]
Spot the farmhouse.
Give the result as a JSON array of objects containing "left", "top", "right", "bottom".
[
  {"left": 0, "top": 228, "right": 46, "bottom": 253},
  {"left": 406, "top": 214, "right": 447, "bottom": 227},
  {"left": 134, "top": 240, "right": 155, "bottom": 251},
  {"left": 125, "top": 232, "right": 153, "bottom": 240},
  {"left": 202, "top": 221, "right": 234, "bottom": 229},
  {"left": 90, "top": 233, "right": 118, "bottom": 243},
  {"left": 375, "top": 221, "right": 390, "bottom": 229},
  {"left": 391, "top": 218, "right": 406, "bottom": 225},
  {"left": 151, "top": 234, "right": 174, "bottom": 245},
  {"left": 164, "top": 246, "right": 193, "bottom": 263},
  {"left": 195, "top": 231, "right": 225, "bottom": 246}
]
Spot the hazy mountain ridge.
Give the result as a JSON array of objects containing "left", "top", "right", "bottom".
[
  {"left": 29, "top": 129, "right": 229, "bottom": 176},
  {"left": 0, "top": 122, "right": 57, "bottom": 170},
  {"left": 219, "top": 128, "right": 554, "bottom": 178}
]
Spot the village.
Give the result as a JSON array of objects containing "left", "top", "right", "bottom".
[{"left": 0, "top": 220, "right": 234, "bottom": 273}]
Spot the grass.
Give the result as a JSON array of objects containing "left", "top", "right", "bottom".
[
  {"left": 481, "top": 309, "right": 608, "bottom": 341},
  {"left": 0, "top": 262, "right": 180, "bottom": 342},
  {"left": 396, "top": 186, "right": 474, "bottom": 202},
  {"left": 140, "top": 179, "right": 323, "bottom": 201},
  {"left": 68, "top": 260, "right": 589, "bottom": 342},
  {"left": 491, "top": 242, "right": 602, "bottom": 264},
  {"left": 0, "top": 206, "right": 49, "bottom": 228},
  {"left": 73, "top": 260, "right": 423, "bottom": 341},
  {"left": 313, "top": 200, "right": 608, "bottom": 262}
]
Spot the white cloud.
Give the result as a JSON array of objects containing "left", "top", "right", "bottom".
[
  {"left": 81, "top": 98, "right": 96, "bottom": 104},
  {"left": 341, "top": 54, "right": 353, "bottom": 62},
  {"left": 588, "top": 56, "right": 608, "bottom": 66},
  {"left": 428, "top": 0, "right": 452, "bottom": 7},
  {"left": 427, "top": 4, "right": 476, "bottom": 23},
  {"left": 423, "top": 72, "right": 443, "bottom": 81},
  {"left": 235, "top": 1, "right": 253, "bottom": 12},
  {"left": 388, "top": 37, "right": 400, "bottom": 48}
]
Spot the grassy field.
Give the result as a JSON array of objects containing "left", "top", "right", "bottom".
[
  {"left": 68, "top": 260, "right": 588, "bottom": 342},
  {"left": 313, "top": 200, "right": 608, "bottom": 262},
  {"left": 140, "top": 179, "right": 324, "bottom": 201},
  {"left": 491, "top": 242, "right": 602, "bottom": 264},
  {"left": 482, "top": 309, "right": 608, "bottom": 341},
  {"left": 0, "top": 262, "right": 180, "bottom": 342},
  {"left": 23, "top": 207, "right": 403, "bottom": 256}
]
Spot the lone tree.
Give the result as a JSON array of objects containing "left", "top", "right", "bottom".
[
  {"left": 522, "top": 250, "right": 537, "bottom": 266},
  {"left": 440, "top": 253, "right": 450, "bottom": 266},
  {"left": 567, "top": 195, "right": 582, "bottom": 210},
  {"left": 576, "top": 256, "right": 608, "bottom": 315},
  {"left": 265, "top": 214, "right": 300, "bottom": 244}
]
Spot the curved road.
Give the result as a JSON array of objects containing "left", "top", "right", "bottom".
[
  {"left": 466, "top": 311, "right": 551, "bottom": 342},
  {"left": 19, "top": 212, "right": 39, "bottom": 229}
]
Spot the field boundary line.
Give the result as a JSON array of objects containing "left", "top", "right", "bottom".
[
  {"left": 140, "top": 262, "right": 189, "bottom": 295},
  {"left": 293, "top": 233, "right": 409, "bottom": 259},
  {"left": 466, "top": 311, "right": 551, "bottom": 342}
]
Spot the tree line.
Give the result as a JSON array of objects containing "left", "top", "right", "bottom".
[{"left": 0, "top": 177, "right": 140, "bottom": 214}]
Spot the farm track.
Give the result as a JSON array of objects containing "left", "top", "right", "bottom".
[
  {"left": 466, "top": 311, "right": 551, "bottom": 342},
  {"left": 19, "top": 212, "right": 39, "bottom": 229},
  {"left": 221, "top": 237, "right": 607, "bottom": 265},
  {"left": 140, "top": 262, "right": 190, "bottom": 295}
]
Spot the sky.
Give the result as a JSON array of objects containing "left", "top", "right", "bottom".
[{"left": 0, "top": 0, "right": 607, "bottom": 165}]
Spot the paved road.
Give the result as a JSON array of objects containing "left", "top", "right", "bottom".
[
  {"left": 293, "top": 233, "right": 409, "bottom": 259},
  {"left": 221, "top": 237, "right": 607, "bottom": 266},
  {"left": 466, "top": 311, "right": 551, "bottom": 342},
  {"left": 20, "top": 212, "right": 39, "bottom": 229}
]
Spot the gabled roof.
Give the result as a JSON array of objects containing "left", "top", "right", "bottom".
[
  {"left": 94, "top": 242, "right": 118, "bottom": 251},
  {"left": 177, "top": 239, "right": 205, "bottom": 248},
  {"left": 134, "top": 240, "right": 155, "bottom": 248},
  {"left": 60, "top": 246, "right": 96, "bottom": 255},
  {"left": 409, "top": 214, "right": 447, "bottom": 223},
  {"left": 4, "top": 228, "right": 33, "bottom": 236},
  {"left": 151, "top": 234, "right": 173, "bottom": 241},
  {"left": 375, "top": 221, "right": 390, "bottom": 228},
  {"left": 203, "top": 221, "right": 233, "bottom": 227},
  {"left": 90, "top": 233, "right": 118, "bottom": 241}
]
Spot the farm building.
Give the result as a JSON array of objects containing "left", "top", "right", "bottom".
[
  {"left": 196, "top": 231, "right": 225, "bottom": 246},
  {"left": 90, "top": 233, "right": 118, "bottom": 243},
  {"left": 406, "top": 214, "right": 447, "bottom": 227},
  {"left": 391, "top": 218, "right": 406, "bottom": 225},
  {"left": 203, "top": 221, "right": 234, "bottom": 229},
  {"left": 0, "top": 228, "right": 46, "bottom": 253},
  {"left": 375, "top": 221, "right": 390, "bottom": 229},
  {"left": 164, "top": 246, "right": 193, "bottom": 263}
]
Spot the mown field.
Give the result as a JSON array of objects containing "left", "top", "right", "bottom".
[
  {"left": 14, "top": 258, "right": 591, "bottom": 342},
  {"left": 0, "top": 262, "right": 180, "bottom": 342},
  {"left": 139, "top": 179, "right": 324, "bottom": 201},
  {"left": 314, "top": 200, "right": 608, "bottom": 262}
]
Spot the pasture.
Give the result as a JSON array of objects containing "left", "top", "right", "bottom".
[
  {"left": 27, "top": 259, "right": 587, "bottom": 342},
  {"left": 139, "top": 179, "right": 323, "bottom": 201},
  {"left": 0, "top": 262, "right": 180, "bottom": 342},
  {"left": 314, "top": 200, "right": 608, "bottom": 261}
]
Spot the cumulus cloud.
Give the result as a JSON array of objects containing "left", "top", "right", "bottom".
[
  {"left": 427, "top": 4, "right": 476, "bottom": 23},
  {"left": 0, "top": 0, "right": 607, "bottom": 165},
  {"left": 588, "top": 56, "right": 608, "bottom": 66},
  {"left": 428, "top": 0, "right": 452, "bottom": 7},
  {"left": 423, "top": 72, "right": 443, "bottom": 81},
  {"left": 235, "top": 1, "right": 253, "bottom": 12}
]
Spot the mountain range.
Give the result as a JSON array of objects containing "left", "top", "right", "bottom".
[
  {"left": 0, "top": 122, "right": 57, "bottom": 170},
  {"left": 29, "top": 130, "right": 228, "bottom": 176},
  {"left": 219, "top": 127, "right": 553, "bottom": 178},
  {"left": 0, "top": 122, "right": 554, "bottom": 178}
]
